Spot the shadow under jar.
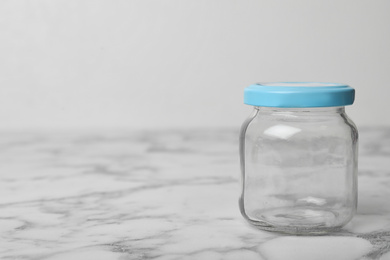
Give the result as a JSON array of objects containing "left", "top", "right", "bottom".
[{"left": 239, "top": 82, "right": 358, "bottom": 235}]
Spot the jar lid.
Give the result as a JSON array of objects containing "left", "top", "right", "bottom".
[{"left": 244, "top": 82, "right": 355, "bottom": 107}]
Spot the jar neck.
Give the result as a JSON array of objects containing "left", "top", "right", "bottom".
[{"left": 255, "top": 106, "right": 345, "bottom": 115}]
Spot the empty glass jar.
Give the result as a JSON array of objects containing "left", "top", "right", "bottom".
[{"left": 239, "top": 82, "right": 358, "bottom": 234}]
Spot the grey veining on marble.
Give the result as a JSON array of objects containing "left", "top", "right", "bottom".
[{"left": 0, "top": 128, "right": 390, "bottom": 260}]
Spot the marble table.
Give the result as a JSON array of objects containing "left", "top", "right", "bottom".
[{"left": 0, "top": 128, "right": 389, "bottom": 260}]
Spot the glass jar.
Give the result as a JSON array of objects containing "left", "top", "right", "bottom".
[{"left": 239, "top": 82, "right": 358, "bottom": 234}]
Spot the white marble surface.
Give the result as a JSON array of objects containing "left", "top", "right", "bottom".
[{"left": 0, "top": 128, "right": 390, "bottom": 260}]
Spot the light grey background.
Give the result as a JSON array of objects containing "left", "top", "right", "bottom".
[{"left": 0, "top": 0, "right": 389, "bottom": 130}]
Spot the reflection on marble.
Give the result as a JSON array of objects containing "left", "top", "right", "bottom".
[{"left": 0, "top": 128, "right": 389, "bottom": 259}]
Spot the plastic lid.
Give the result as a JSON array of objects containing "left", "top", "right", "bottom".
[{"left": 244, "top": 82, "right": 355, "bottom": 108}]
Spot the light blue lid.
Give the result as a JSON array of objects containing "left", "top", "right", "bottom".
[{"left": 244, "top": 82, "right": 355, "bottom": 107}]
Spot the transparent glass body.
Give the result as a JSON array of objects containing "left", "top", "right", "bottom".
[{"left": 239, "top": 106, "right": 358, "bottom": 234}]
